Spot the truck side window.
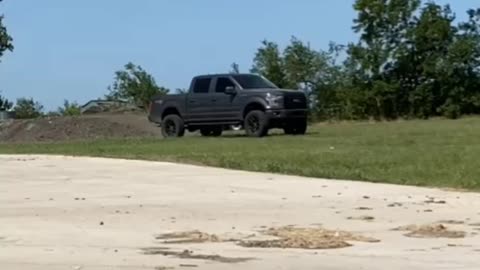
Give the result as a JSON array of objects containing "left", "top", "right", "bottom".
[
  {"left": 193, "top": 78, "right": 211, "bottom": 94},
  {"left": 215, "top": 78, "right": 235, "bottom": 93}
]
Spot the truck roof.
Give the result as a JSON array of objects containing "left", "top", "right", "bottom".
[{"left": 193, "top": 73, "right": 258, "bottom": 79}]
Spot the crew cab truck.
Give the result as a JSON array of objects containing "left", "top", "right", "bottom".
[{"left": 148, "top": 74, "right": 308, "bottom": 138}]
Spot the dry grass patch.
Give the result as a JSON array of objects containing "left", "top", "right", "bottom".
[
  {"left": 155, "top": 231, "right": 222, "bottom": 244},
  {"left": 238, "top": 226, "right": 379, "bottom": 250},
  {"left": 394, "top": 224, "right": 466, "bottom": 239}
]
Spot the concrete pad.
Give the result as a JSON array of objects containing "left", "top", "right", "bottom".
[{"left": 1, "top": 155, "right": 480, "bottom": 270}]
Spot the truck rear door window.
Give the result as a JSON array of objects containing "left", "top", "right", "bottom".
[{"left": 193, "top": 78, "right": 211, "bottom": 94}]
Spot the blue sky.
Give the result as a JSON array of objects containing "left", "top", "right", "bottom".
[{"left": 0, "top": 0, "right": 478, "bottom": 110}]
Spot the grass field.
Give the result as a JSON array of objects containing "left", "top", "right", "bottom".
[{"left": 1, "top": 118, "right": 480, "bottom": 189}]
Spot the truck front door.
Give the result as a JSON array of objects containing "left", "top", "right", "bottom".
[{"left": 211, "top": 77, "right": 242, "bottom": 121}]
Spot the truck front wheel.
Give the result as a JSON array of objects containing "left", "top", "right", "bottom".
[
  {"left": 244, "top": 110, "right": 269, "bottom": 137},
  {"left": 161, "top": 114, "right": 185, "bottom": 138}
]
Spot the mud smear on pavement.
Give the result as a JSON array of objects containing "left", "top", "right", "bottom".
[
  {"left": 355, "top": 207, "right": 373, "bottom": 211},
  {"left": 387, "top": 202, "right": 403, "bottom": 208},
  {"left": 238, "top": 226, "right": 380, "bottom": 250},
  {"left": 347, "top": 216, "right": 375, "bottom": 222},
  {"left": 424, "top": 198, "right": 447, "bottom": 204},
  {"left": 394, "top": 224, "right": 466, "bottom": 239},
  {"left": 142, "top": 248, "right": 253, "bottom": 263},
  {"left": 437, "top": 220, "right": 465, "bottom": 225},
  {"left": 155, "top": 231, "right": 224, "bottom": 244}
]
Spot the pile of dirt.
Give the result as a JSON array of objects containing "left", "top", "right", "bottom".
[
  {"left": 238, "top": 226, "right": 380, "bottom": 250},
  {"left": 394, "top": 224, "right": 466, "bottom": 239},
  {"left": 0, "top": 113, "right": 162, "bottom": 143}
]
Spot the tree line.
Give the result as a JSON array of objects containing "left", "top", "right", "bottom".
[
  {"left": 1, "top": 0, "right": 480, "bottom": 120},
  {"left": 251, "top": 0, "right": 480, "bottom": 120},
  {"left": 0, "top": 95, "right": 82, "bottom": 118}
]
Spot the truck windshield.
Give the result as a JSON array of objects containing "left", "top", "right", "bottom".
[{"left": 232, "top": 75, "right": 278, "bottom": 89}]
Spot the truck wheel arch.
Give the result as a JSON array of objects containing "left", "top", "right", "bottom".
[
  {"left": 162, "top": 107, "right": 181, "bottom": 120},
  {"left": 243, "top": 102, "right": 266, "bottom": 120}
]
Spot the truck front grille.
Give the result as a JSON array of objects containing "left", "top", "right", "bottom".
[{"left": 284, "top": 93, "right": 307, "bottom": 109}]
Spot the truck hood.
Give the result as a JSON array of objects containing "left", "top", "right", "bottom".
[{"left": 243, "top": 88, "right": 305, "bottom": 95}]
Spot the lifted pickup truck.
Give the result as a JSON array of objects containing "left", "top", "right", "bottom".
[{"left": 148, "top": 74, "right": 308, "bottom": 138}]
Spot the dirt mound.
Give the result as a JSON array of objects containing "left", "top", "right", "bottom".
[
  {"left": 0, "top": 113, "right": 161, "bottom": 143},
  {"left": 239, "top": 226, "right": 379, "bottom": 250},
  {"left": 394, "top": 224, "right": 466, "bottom": 239}
]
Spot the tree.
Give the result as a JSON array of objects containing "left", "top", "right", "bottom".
[
  {"left": 0, "top": 0, "right": 13, "bottom": 61},
  {"left": 0, "top": 92, "right": 12, "bottom": 111},
  {"left": 407, "top": 3, "right": 457, "bottom": 118},
  {"left": 432, "top": 7, "right": 480, "bottom": 118},
  {"left": 283, "top": 37, "right": 324, "bottom": 89},
  {"left": 229, "top": 62, "right": 240, "bottom": 74},
  {"left": 251, "top": 40, "right": 290, "bottom": 88},
  {"left": 57, "top": 100, "right": 81, "bottom": 116},
  {"left": 14, "top": 98, "right": 44, "bottom": 119},
  {"left": 107, "top": 62, "right": 169, "bottom": 109},
  {"left": 349, "top": 0, "right": 421, "bottom": 119}
]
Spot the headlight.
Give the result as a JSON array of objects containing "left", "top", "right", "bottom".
[{"left": 265, "top": 93, "right": 284, "bottom": 108}]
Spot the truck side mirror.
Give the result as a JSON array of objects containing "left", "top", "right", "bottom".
[{"left": 225, "top": 86, "right": 237, "bottom": 95}]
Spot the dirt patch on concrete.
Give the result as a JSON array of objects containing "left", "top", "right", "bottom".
[
  {"left": 142, "top": 248, "right": 253, "bottom": 263},
  {"left": 155, "top": 231, "right": 223, "bottom": 244},
  {"left": 424, "top": 198, "right": 447, "bottom": 204},
  {"left": 394, "top": 224, "right": 466, "bottom": 239},
  {"left": 0, "top": 113, "right": 160, "bottom": 143},
  {"left": 238, "top": 226, "right": 380, "bottom": 250},
  {"left": 155, "top": 266, "right": 175, "bottom": 270},
  {"left": 347, "top": 216, "right": 375, "bottom": 222},
  {"left": 355, "top": 207, "right": 373, "bottom": 211},
  {"left": 437, "top": 220, "right": 465, "bottom": 225}
]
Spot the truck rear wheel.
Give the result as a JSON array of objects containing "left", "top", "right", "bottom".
[
  {"left": 244, "top": 110, "right": 269, "bottom": 137},
  {"left": 161, "top": 114, "right": 185, "bottom": 138}
]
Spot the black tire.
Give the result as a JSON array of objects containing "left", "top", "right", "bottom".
[
  {"left": 284, "top": 119, "right": 307, "bottom": 135},
  {"left": 161, "top": 114, "right": 185, "bottom": 138},
  {"left": 200, "top": 127, "right": 223, "bottom": 137},
  {"left": 283, "top": 123, "right": 296, "bottom": 135},
  {"left": 211, "top": 127, "right": 223, "bottom": 137},
  {"left": 244, "top": 110, "right": 269, "bottom": 137}
]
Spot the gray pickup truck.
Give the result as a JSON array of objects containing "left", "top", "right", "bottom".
[{"left": 148, "top": 73, "right": 308, "bottom": 138}]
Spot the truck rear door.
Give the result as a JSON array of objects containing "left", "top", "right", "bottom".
[{"left": 185, "top": 77, "right": 214, "bottom": 122}]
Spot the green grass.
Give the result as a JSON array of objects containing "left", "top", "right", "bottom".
[{"left": 1, "top": 118, "right": 480, "bottom": 189}]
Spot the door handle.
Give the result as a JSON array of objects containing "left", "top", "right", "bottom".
[
  {"left": 211, "top": 99, "right": 217, "bottom": 102},
  {"left": 188, "top": 100, "right": 196, "bottom": 104}
]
